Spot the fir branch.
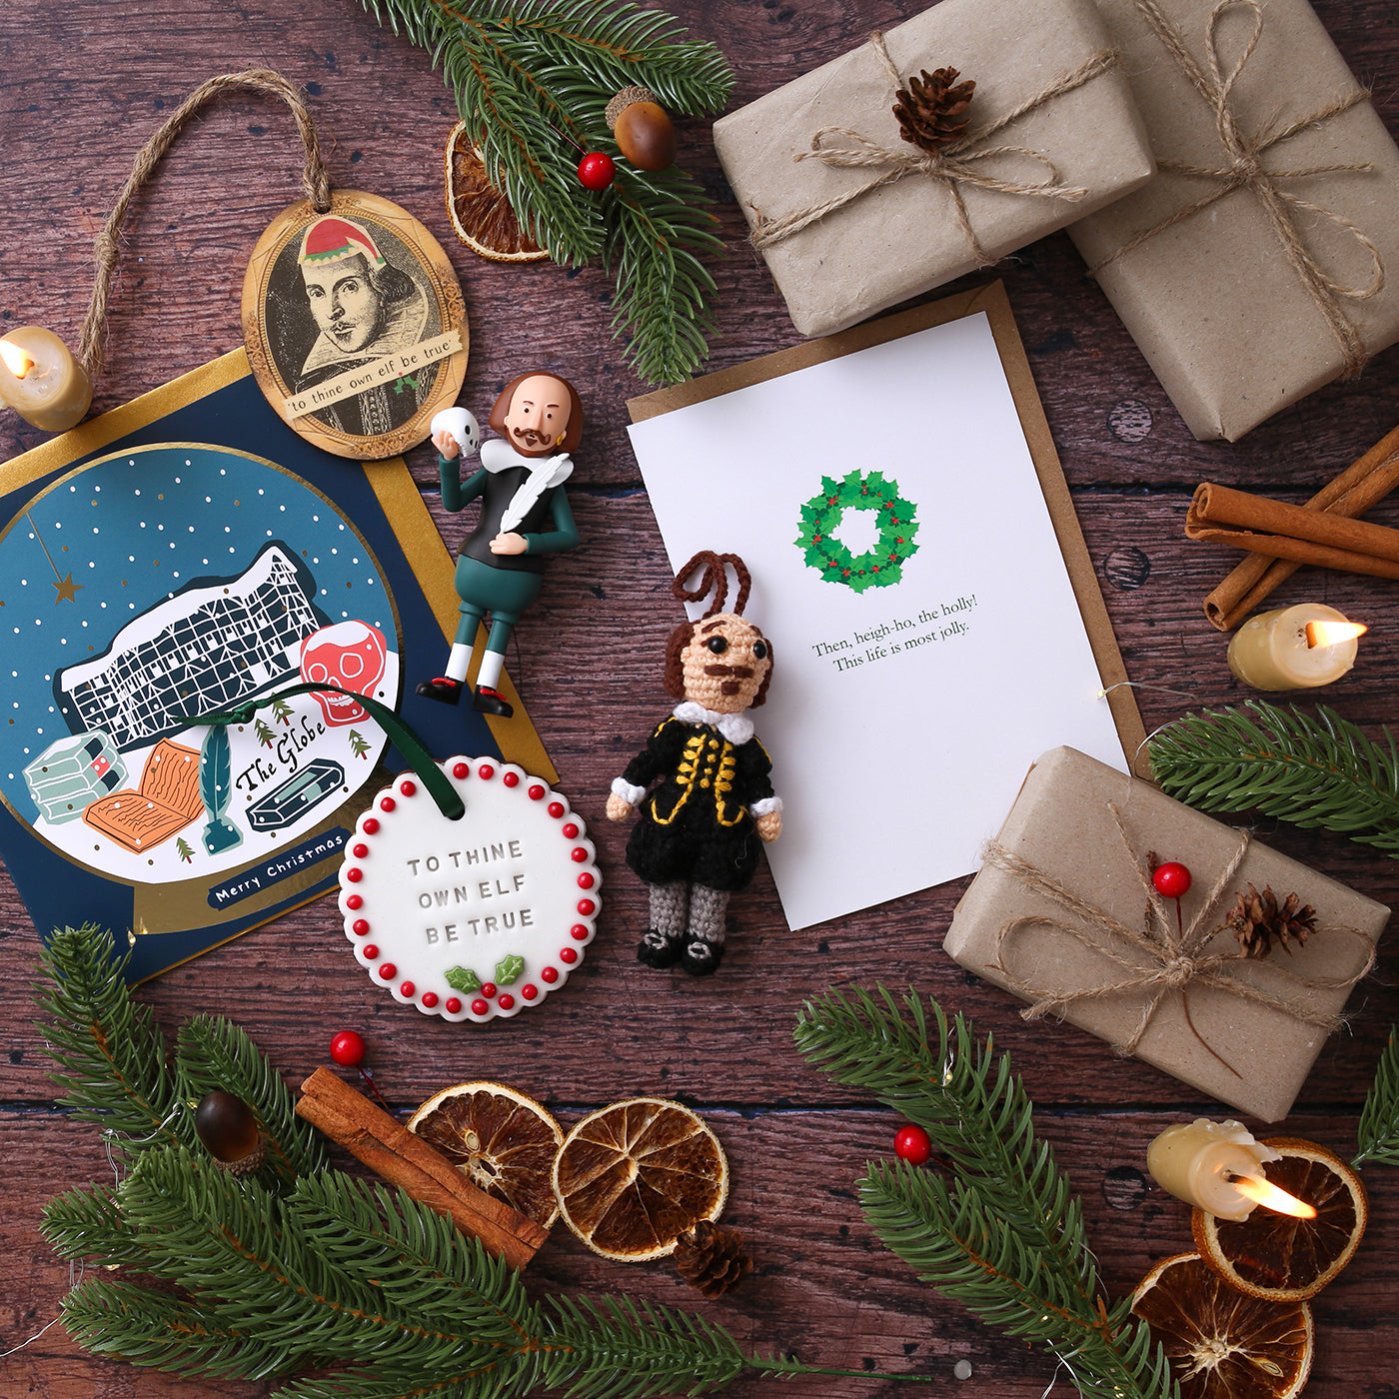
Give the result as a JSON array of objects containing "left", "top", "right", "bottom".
[
  {"left": 359, "top": 0, "right": 734, "bottom": 383},
  {"left": 795, "top": 986, "right": 1177, "bottom": 1399},
  {"left": 1150, "top": 701, "right": 1399, "bottom": 857},
  {"left": 62, "top": 1277, "right": 293, "bottom": 1381},
  {"left": 176, "top": 1014, "right": 326, "bottom": 1183},
  {"left": 42, "top": 1183, "right": 148, "bottom": 1271},
  {"left": 1354, "top": 1029, "right": 1399, "bottom": 1168},
  {"left": 36, "top": 924, "right": 192, "bottom": 1158}
]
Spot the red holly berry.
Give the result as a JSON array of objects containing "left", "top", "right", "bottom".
[
  {"left": 814, "top": 534, "right": 823, "bottom": 542},
  {"left": 329, "top": 1030, "right": 366, "bottom": 1068},
  {"left": 577, "top": 152, "right": 616, "bottom": 190},
  {"left": 894, "top": 1124, "right": 933, "bottom": 1166},
  {"left": 445, "top": 997, "right": 463, "bottom": 1014},
  {"left": 471, "top": 998, "right": 489, "bottom": 1016},
  {"left": 1152, "top": 861, "right": 1192, "bottom": 899}
]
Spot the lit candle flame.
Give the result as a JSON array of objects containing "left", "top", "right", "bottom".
[
  {"left": 1227, "top": 1171, "right": 1317, "bottom": 1218},
  {"left": 1305, "top": 620, "right": 1367, "bottom": 649},
  {"left": 0, "top": 339, "right": 35, "bottom": 378}
]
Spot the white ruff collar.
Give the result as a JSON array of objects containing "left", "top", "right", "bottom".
[
  {"left": 479, "top": 438, "right": 574, "bottom": 532},
  {"left": 673, "top": 701, "right": 754, "bottom": 745}
]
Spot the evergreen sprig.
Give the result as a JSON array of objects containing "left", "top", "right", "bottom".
[
  {"left": 1150, "top": 701, "right": 1399, "bottom": 856},
  {"left": 37, "top": 924, "right": 930, "bottom": 1393},
  {"left": 360, "top": 0, "right": 734, "bottom": 384},
  {"left": 1355, "top": 1028, "right": 1399, "bottom": 1168},
  {"left": 795, "top": 986, "right": 1178, "bottom": 1399}
]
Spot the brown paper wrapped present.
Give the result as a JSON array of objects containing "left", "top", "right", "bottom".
[
  {"left": 1068, "top": 0, "right": 1399, "bottom": 441},
  {"left": 712, "top": 0, "right": 1155, "bottom": 338},
  {"left": 944, "top": 747, "right": 1389, "bottom": 1121}
]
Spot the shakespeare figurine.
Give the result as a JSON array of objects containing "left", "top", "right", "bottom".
[
  {"left": 606, "top": 551, "right": 782, "bottom": 976},
  {"left": 417, "top": 372, "right": 583, "bottom": 717}
]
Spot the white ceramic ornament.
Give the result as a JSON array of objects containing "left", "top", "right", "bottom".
[{"left": 338, "top": 756, "right": 600, "bottom": 1022}]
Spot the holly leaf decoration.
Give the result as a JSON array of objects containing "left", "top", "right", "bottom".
[
  {"left": 494, "top": 954, "right": 526, "bottom": 987},
  {"left": 445, "top": 966, "right": 481, "bottom": 994}
]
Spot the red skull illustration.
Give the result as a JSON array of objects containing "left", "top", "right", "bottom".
[{"left": 299, "top": 621, "right": 388, "bottom": 727}]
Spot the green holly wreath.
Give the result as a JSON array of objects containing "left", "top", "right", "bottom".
[{"left": 795, "top": 469, "right": 921, "bottom": 592}]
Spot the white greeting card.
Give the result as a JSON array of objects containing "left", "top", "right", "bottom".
[{"left": 627, "top": 288, "right": 1141, "bottom": 929}]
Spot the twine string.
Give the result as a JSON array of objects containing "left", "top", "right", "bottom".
[
  {"left": 750, "top": 34, "right": 1117, "bottom": 263},
  {"left": 80, "top": 69, "right": 333, "bottom": 382},
  {"left": 1089, "top": 0, "right": 1382, "bottom": 376},
  {"left": 988, "top": 804, "right": 1376, "bottom": 1067}
]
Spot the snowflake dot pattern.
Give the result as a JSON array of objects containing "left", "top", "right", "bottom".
[{"left": 795, "top": 470, "right": 920, "bottom": 592}]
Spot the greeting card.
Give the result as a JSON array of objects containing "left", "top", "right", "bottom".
[
  {"left": 0, "top": 350, "right": 552, "bottom": 981},
  {"left": 627, "top": 284, "right": 1143, "bottom": 929}
]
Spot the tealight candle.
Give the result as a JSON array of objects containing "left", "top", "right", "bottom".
[
  {"left": 1227, "top": 603, "right": 1365, "bottom": 691},
  {"left": 0, "top": 326, "right": 93, "bottom": 432},
  {"left": 1146, "top": 1119, "right": 1283, "bottom": 1221}
]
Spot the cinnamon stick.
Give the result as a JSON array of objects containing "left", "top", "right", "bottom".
[
  {"left": 1187, "top": 481, "right": 1399, "bottom": 582},
  {"left": 296, "top": 1067, "right": 548, "bottom": 1270},
  {"left": 1203, "top": 425, "right": 1399, "bottom": 630}
]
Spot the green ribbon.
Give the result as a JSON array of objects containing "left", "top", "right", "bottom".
[{"left": 178, "top": 683, "right": 464, "bottom": 820}]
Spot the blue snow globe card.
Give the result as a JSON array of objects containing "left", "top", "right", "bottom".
[{"left": 0, "top": 350, "right": 554, "bottom": 981}]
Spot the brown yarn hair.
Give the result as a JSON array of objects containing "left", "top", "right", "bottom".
[
  {"left": 488, "top": 372, "right": 585, "bottom": 452},
  {"left": 663, "top": 551, "right": 774, "bottom": 707}
]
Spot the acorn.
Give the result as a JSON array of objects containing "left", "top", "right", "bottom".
[{"left": 605, "top": 85, "right": 676, "bottom": 171}]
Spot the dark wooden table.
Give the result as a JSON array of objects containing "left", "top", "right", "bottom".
[{"left": 4, "top": 2, "right": 1399, "bottom": 1396}]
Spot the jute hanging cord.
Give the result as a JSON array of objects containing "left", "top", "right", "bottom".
[
  {"left": 749, "top": 31, "right": 1118, "bottom": 265},
  {"left": 986, "top": 804, "right": 1376, "bottom": 1076},
  {"left": 1088, "top": 0, "right": 1383, "bottom": 377},
  {"left": 78, "top": 68, "right": 333, "bottom": 385}
]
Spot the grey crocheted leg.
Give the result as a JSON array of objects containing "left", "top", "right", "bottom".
[
  {"left": 638, "top": 882, "right": 688, "bottom": 968},
  {"left": 682, "top": 885, "right": 730, "bottom": 977}
]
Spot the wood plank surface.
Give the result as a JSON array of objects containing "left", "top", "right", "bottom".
[{"left": 3, "top": 0, "right": 1399, "bottom": 1396}]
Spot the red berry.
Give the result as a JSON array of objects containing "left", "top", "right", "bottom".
[
  {"left": 445, "top": 997, "right": 463, "bottom": 1014},
  {"left": 362, "top": 817, "right": 380, "bottom": 835},
  {"left": 399, "top": 980, "right": 415, "bottom": 997},
  {"left": 560, "top": 947, "right": 578, "bottom": 964},
  {"left": 503, "top": 771, "right": 520, "bottom": 788},
  {"left": 497, "top": 993, "right": 516, "bottom": 1011},
  {"left": 562, "top": 822, "right": 580, "bottom": 838},
  {"left": 329, "top": 1030, "right": 365, "bottom": 1067},
  {"left": 521, "top": 984, "right": 538, "bottom": 1001},
  {"left": 480, "top": 982, "right": 497, "bottom": 999},
  {"left": 571, "top": 847, "right": 588, "bottom": 863},
  {"left": 577, "top": 899, "right": 596, "bottom": 915},
  {"left": 399, "top": 779, "right": 417, "bottom": 797},
  {"left": 452, "top": 761, "right": 470, "bottom": 779},
  {"left": 1152, "top": 861, "right": 1193, "bottom": 899},
  {"left": 344, "top": 867, "right": 362, "bottom": 883},
  {"left": 528, "top": 784, "right": 545, "bottom": 800},
  {"left": 541, "top": 966, "right": 559, "bottom": 984},
  {"left": 362, "top": 944, "right": 380, "bottom": 959},
  {"left": 421, "top": 991, "right": 439, "bottom": 1009},
  {"left": 346, "top": 893, "right": 364, "bottom": 911},
  {"left": 378, "top": 963, "right": 397, "bottom": 981},
  {"left": 471, "top": 998, "right": 489, "bottom": 1016},
  {"left": 379, "top": 796, "right": 396, "bottom": 812},
  {"left": 577, "top": 151, "right": 616, "bottom": 190},
  {"left": 571, "top": 923, "right": 589, "bottom": 940},
  {"left": 352, "top": 843, "right": 368, "bottom": 858},
  {"left": 478, "top": 764, "right": 495, "bottom": 780},
  {"left": 894, "top": 1124, "right": 932, "bottom": 1166},
  {"left": 578, "top": 872, "right": 595, "bottom": 889},
  {"left": 351, "top": 919, "right": 370, "bottom": 937}
]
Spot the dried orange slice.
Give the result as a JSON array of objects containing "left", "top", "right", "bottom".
[
  {"left": 1192, "top": 1138, "right": 1368, "bottom": 1302},
  {"left": 552, "top": 1097, "right": 729, "bottom": 1261},
  {"left": 408, "top": 1081, "right": 563, "bottom": 1228},
  {"left": 1132, "top": 1252, "right": 1313, "bottom": 1399},
  {"left": 445, "top": 122, "right": 548, "bottom": 263}
]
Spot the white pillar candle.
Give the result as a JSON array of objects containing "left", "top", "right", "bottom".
[
  {"left": 1227, "top": 603, "right": 1363, "bottom": 691},
  {"left": 1146, "top": 1119, "right": 1281, "bottom": 1221}
]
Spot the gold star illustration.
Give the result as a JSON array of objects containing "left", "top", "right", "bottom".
[{"left": 53, "top": 572, "right": 83, "bottom": 604}]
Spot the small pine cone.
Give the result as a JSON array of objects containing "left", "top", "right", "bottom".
[
  {"left": 673, "top": 1220, "right": 753, "bottom": 1298},
  {"left": 1226, "top": 883, "right": 1318, "bottom": 958},
  {"left": 892, "top": 66, "right": 976, "bottom": 154}
]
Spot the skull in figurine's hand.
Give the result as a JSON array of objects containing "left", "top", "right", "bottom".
[
  {"left": 300, "top": 621, "right": 388, "bottom": 727},
  {"left": 665, "top": 613, "right": 773, "bottom": 715},
  {"left": 430, "top": 406, "right": 480, "bottom": 459}
]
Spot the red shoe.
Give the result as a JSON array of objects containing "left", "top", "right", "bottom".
[
  {"left": 416, "top": 677, "right": 463, "bottom": 705},
  {"left": 472, "top": 685, "right": 514, "bottom": 718}
]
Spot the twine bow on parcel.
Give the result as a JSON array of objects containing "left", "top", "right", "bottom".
[
  {"left": 750, "top": 33, "right": 1118, "bottom": 265},
  {"left": 1090, "top": 0, "right": 1384, "bottom": 377},
  {"left": 985, "top": 805, "right": 1376, "bottom": 1076}
]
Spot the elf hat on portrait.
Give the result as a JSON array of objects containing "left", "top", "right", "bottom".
[{"left": 298, "top": 216, "right": 387, "bottom": 270}]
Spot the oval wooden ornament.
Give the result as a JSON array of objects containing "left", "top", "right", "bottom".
[{"left": 242, "top": 189, "right": 468, "bottom": 460}]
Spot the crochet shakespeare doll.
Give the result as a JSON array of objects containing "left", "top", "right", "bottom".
[
  {"left": 606, "top": 552, "right": 782, "bottom": 976},
  {"left": 417, "top": 372, "right": 582, "bottom": 718}
]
